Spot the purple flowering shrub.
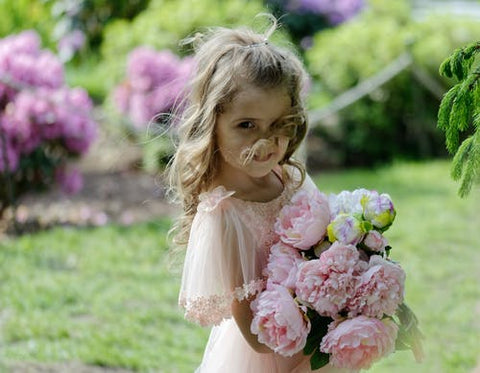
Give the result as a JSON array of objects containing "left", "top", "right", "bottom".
[
  {"left": 0, "top": 30, "right": 97, "bottom": 211},
  {"left": 113, "top": 47, "right": 193, "bottom": 130},
  {"left": 112, "top": 47, "right": 193, "bottom": 170},
  {"left": 266, "top": 0, "right": 365, "bottom": 48}
]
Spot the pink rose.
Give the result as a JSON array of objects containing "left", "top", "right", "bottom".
[
  {"left": 251, "top": 283, "right": 310, "bottom": 356},
  {"left": 275, "top": 189, "right": 330, "bottom": 250},
  {"left": 348, "top": 255, "right": 405, "bottom": 318},
  {"left": 264, "top": 242, "right": 304, "bottom": 290},
  {"left": 363, "top": 230, "right": 388, "bottom": 252},
  {"left": 320, "top": 316, "right": 398, "bottom": 370}
]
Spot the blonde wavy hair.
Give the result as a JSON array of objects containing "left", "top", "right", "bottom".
[{"left": 166, "top": 16, "right": 309, "bottom": 251}]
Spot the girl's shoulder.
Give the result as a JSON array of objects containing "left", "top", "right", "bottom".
[{"left": 197, "top": 186, "right": 235, "bottom": 213}]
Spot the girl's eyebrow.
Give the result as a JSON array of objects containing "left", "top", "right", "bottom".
[{"left": 233, "top": 116, "right": 258, "bottom": 122}]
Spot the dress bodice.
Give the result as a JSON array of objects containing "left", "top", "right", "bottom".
[{"left": 228, "top": 180, "right": 295, "bottom": 255}]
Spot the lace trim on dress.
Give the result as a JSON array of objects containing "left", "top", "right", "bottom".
[
  {"left": 233, "top": 278, "right": 266, "bottom": 301},
  {"left": 180, "top": 294, "right": 233, "bottom": 327},
  {"left": 180, "top": 278, "right": 266, "bottom": 327}
]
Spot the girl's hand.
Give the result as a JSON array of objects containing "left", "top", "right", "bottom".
[{"left": 232, "top": 296, "right": 273, "bottom": 354}]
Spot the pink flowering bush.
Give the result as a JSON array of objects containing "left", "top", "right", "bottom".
[
  {"left": 0, "top": 30, "right": 97, "bottom": 210},
  {"left": 251, "top": 188, "right": 423, "bottom": 370}
]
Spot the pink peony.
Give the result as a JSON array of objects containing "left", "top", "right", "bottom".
[
  {"left": 348, "top": 255, "right": 405, "bottom": 318},
  {"left": 264, "top": 242, "right": 304, "bottom": 290},
  {"left": 295, "top": 265, "right": 357, "bottom": 318},
  {"left": 275, "top": 189, "right": 330, "bottom": 250},
  {"left": 320, "top": 316, "right": 398, "bottom": 370},
  {"left": 250, "top": 283, "right": 310, "bottom": 356},
  {"left": 318, "top": 242, "right": 364, "bottom": 274},
  {"left": 363, "top": 230, "right": 388, "bottom": 252}
]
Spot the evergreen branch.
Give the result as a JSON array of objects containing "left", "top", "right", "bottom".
[
  {"left": 438, "top": 42, "right": 480, "bottom": 197},
  {"left": 437, "top": 84, "right": 459, "bottom": 132},
  {"left": 457, "top": 131, "right": 480, "bottom": 197},
  {"left": 439, "top": 56, "right": 453, "bottom": 78},
  {"left": 451, "top": 136, "right": 473, "bottom": 181},
  {"left": 451, "top": 49, "right": 465, "bottom": 81}
]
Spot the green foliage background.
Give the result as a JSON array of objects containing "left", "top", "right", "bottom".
[
  {"left": 0, "top": 0, "right": 53, "bottom": 45},
  {"left": 305, "top": 0, "right": 480, "bottom": 166}
]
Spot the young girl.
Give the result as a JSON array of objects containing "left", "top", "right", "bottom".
[{"left": 167, "top": 18, "right": 347, "bottom": 373}]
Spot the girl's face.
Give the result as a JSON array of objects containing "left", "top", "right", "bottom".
[{"left": 215, "top": 84, "right": 291, "bottom": 180}]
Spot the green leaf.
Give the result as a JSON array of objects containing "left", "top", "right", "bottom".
[
  {"left": 303, "top": 312, "right": 332, "bottom": 355},
  {"left": 310, "top": 349, "right": 330, "bottom": 370},
  {"left": 303, "top": 332, "right": 323, "bottom": 356}
]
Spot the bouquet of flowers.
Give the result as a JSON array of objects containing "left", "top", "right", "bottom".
[{"left": 250, "top": 188, "right": 423, "bottom": 371}]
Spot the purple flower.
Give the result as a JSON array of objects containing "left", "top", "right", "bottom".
[
  {"left": 114, "top": 47, "right": 194, "bottom": 128},
  {"left": 0, "top": 32, "right": 64, "bottom": 91},
  {"left": 287, "top": 0, "right": 365, "bottom": 24}
]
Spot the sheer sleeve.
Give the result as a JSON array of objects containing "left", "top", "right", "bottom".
[{"left": 178, "top": 186, "right": 265, "bottom": 327}]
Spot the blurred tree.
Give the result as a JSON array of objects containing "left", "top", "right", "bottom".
[
  {"left": 438, "top": 41, "right": 480, "bottom": 197},
  {"left": 0, "top": 0, "right": 53, "bottom": 43},
  {"left": 48, "top": 0, "right": 150, "bottom": 49}
]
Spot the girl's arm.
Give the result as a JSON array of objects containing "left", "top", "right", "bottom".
[{"left": 232, "top": 296, "right": 273, "bottom": 354}]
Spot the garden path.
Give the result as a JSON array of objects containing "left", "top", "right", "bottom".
[{"left": 1, "top": 127, "right": 178, "bottom": 238}]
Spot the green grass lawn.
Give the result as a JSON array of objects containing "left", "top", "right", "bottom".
[{"left": 1, "top": 160, "right": 479, "bottom": 372}]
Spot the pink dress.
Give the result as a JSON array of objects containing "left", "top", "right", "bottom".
[{"left": 179, "top": 166, "right": 349, "bottom": 373}]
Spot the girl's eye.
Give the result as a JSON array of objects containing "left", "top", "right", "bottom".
[{"left": 238, "top": 121, "right": 254, "bottom": 129}]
